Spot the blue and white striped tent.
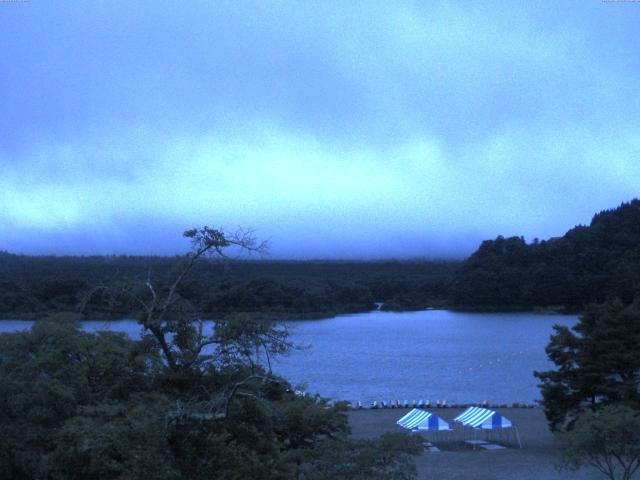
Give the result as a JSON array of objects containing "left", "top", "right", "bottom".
[
  {"left": 397, "top": 408, "right": 452, "bottom": 431},
  {"left": 454, "top": 406, "right": 521, "bottom": 448},
  {"left": 454, "top": 406, "right": 512, "bottom": 429}
]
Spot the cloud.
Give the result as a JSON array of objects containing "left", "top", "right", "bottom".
[
  {"left": 1, "top": 1, "right": 639, "bottom": 257},
  {"left": 2, "top": 121, "right": 639, "bottom": 257}
]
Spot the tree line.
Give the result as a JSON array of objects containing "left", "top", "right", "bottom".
[
  {"left": 522, "top": 200, "right": 640, "bottom": 479},
  {"left": 4, "top": 199, "right": 640, "bottom": 478},
  {"left": 451, "top": 199, "right": 640, "bottom": 309},
  {"left": 0, "top": 227, "right": 423, "bottom": 479},
  {"left": 0, "top": 253, "right": 457, "bottom": 320},
  {"left": 3, "top": 201, "right": 640, "bottom": 320}
]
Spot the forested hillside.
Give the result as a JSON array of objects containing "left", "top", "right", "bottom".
[
  {"left": 451, "top": 199, "right": 640, "bottom": 309},
  {"left": 0, "top": 255, "right": 457, "bottom": 319},
  {"left": 3, "top": 200, "right": 639, "bottom": 319}
]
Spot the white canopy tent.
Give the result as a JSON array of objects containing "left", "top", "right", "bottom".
[
  {"left": 397, "top": 408, "right": 452, "bottom": 432},
  {"left": 454, "top": 406, "right": 522, "bottom": 448}
]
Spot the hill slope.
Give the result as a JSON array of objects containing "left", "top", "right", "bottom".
[{"left": 451, "top": 199, "right": 640, "bottom": 309}]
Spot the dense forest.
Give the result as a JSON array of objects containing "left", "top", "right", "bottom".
[
  {"left": 0, "top": 254, "right": 457, "bottom": 320},
  {"left": 2, "top": 199, "right": 639, "bottom": 320},
  {"left": 3, "top": 202, "right": 640, "bottom": 478},
  {"left": 0, "top": 227, "right": 423, "bottom": 479},
  {"left": 451, "top": 199, "right": 640, "bottom": 310}
]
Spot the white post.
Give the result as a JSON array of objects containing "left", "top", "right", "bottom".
[{"left": 514, "top": 427, "right": 522, "bottom": 449}]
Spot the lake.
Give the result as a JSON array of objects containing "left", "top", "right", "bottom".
[{"left": 0, "top": 310, "right": 577, "bottom": 405}]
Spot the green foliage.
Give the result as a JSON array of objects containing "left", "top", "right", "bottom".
[
  {"left": 559, "top": 405, "right": 640, "bottom": 480},
  {"left": 297, "top": 432, "right": 424, "bottom": 480},
  {"left": 535, "top": 298, "right": 640, "bottom": 431},
  {"left": 0, "top": 317, "right": 422, "bottom": 479},
  {"left": 0, "top": 230, "right": 423, "bottom": 479},
  {"left": 0, "top": 252, "right": 457, "bottom": 320},
  {"left": 0, "top": 319, "right": 158, "bottom": 479},
  {"left": 452, "top": 199, "right": 640, "bottom": 308},
  {"left": 47, "top": 399, "right": 181, "bottom": 480}
]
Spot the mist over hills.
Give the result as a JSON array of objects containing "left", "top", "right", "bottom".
[{"left": 1, "top": 199, "right": 639, "bottom": 319}]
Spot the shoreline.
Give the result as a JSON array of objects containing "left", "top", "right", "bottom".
[
  {"left": 348, "top": 407, "right": 599, "bottom": 479},
  {"left": 0, "top": 305, "right": 581, "bottom": 322},
  {"left": 346, "top": 401, "right": 540, "bottom": 410}
]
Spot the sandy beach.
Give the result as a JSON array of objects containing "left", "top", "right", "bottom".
[{"left": 348, "top": 408, "right": 602, "bottom": 480}]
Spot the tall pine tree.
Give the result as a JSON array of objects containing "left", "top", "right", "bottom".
[{"left": 535, "top": 298, "right": 640, "bottom": 431}]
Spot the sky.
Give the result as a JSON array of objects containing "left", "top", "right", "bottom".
[{"left": 1, "top": 1, "right": 639, "bottom": 259}]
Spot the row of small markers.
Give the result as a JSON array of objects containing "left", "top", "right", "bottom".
[
  {"left": 369, "top": 400, "right": 446, "bottom": 409},
  {"left": 292, "top": 392, "right": 537, "bottom": 410},
  {"left": 355, "top": 400, "right": 538, "bottom": 410}
]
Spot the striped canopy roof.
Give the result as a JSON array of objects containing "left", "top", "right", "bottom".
[
  {"left": 397, "top": 409, "right": 452, "bottom": 431},
  {"left": 454, "top": 406, "right": 513, "bottom": 430}
]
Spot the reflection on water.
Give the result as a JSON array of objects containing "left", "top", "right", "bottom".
[
  {"left": 0, "top": 310, "right": 577, "bottom": 404},
  {"left": 275, "top": 310, "right": 577, "bottom": 404}
]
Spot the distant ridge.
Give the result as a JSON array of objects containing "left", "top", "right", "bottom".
[
  {"left": 451, "top": 199, "right": 640, "bottom": 310},
  {"left": 0, "top": 254, "right": 458, "bottom": 320}
]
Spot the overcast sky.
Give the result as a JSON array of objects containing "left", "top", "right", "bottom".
[{"left": 1, "top": 1, "right": 639, "bottom": 258}]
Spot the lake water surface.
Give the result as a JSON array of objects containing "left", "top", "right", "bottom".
[{"left": 0, "top": 310, "right": 577, "bottom": 405}]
